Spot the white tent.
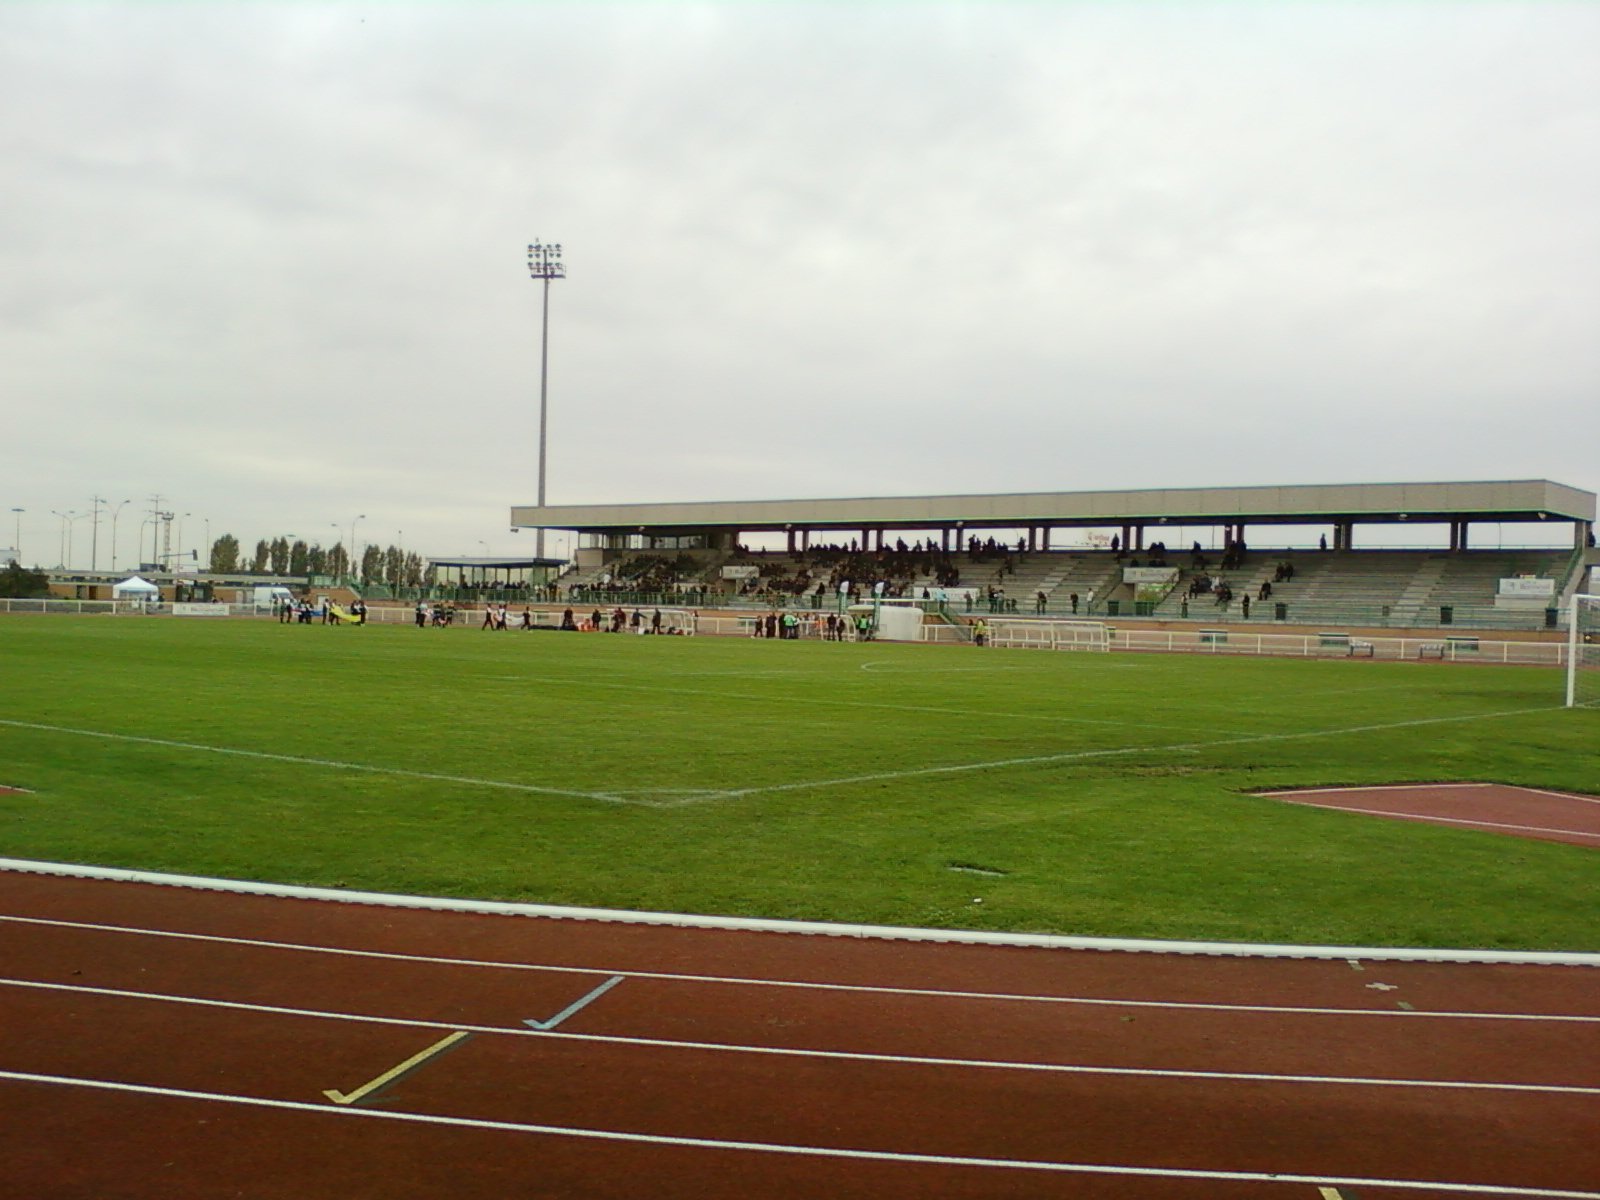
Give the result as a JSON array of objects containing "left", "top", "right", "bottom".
[{"left": 111, "top": 576, "right": 161, "bottom": 597}]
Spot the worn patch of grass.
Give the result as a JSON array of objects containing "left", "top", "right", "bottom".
[{"left": 0, "top": 614, "right": 1596, "bottom": 949}]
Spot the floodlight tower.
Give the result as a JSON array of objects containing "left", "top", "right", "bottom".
[{"left": 526, "top": 239, "right": 565, "bottom": 561}]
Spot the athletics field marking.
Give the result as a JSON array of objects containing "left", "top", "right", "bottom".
[
  {"left": 685, "top": 703, "right": 1566, "bottom": 806},
  {"left": 0, "top": 704, "right": 1566, "bottom": 811},
  {"left": 0, "top": 1072, "right": 1592, "bottom": 1197},
  {"left": 0, "top": 719, "right": 640, "bottom": 807},
  {"left": 4, "top": 918, "right": 1594, "bottom": 1022},
  {"left": 2, "top": 976, "right": 1593, "bottom": 1095}
]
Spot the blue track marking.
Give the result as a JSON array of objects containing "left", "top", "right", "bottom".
[{"left": 525, "top": 975, "right": 625, "bottom": 1031}]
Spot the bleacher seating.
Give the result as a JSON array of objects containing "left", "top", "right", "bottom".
[{"left": 553, "top": 545, "right": 1573, "bottom": 629}]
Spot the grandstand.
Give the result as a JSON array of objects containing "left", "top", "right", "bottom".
[{"left": 518, "top": 481, "right": 1597, "bottom": 633}]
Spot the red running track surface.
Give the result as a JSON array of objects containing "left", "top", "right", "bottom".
[
  {"left": 1259, "top": 784, "right": 1600, "bottom": 849},
  {"left": 0, "top": 869, "right": 1596, "bottom": 1199}
]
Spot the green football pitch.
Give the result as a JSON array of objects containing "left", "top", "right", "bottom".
[{"left": 1, "top": 615, "right": 1596, "bottom": 950}]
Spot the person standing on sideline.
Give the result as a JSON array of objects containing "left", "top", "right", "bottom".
[
  {"left": 973, "top": 618, "right": 988, "bottom": 646},
  {"left": 414, "top": 601, "right": 429, "bottom": 627}
]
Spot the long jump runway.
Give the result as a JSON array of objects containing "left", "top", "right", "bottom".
[{"left": 0, "top": 868, "right": 1595, "bottom": 1199}]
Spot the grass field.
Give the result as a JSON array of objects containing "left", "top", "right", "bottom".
[{"left": 1, "top": 614, "right": 1596, "bottom": 950}]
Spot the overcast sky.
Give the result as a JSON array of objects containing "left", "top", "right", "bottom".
[{"left": 4, "top": 1, "right": 1597, "bottom": 567}]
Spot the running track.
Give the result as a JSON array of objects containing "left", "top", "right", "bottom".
[{"left": 0, "top": 865, "right": 1596, "bottom": 1199}]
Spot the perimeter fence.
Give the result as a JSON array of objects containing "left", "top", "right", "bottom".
[{"left": 2, "top": 597, "right": 1570, "bottom": 665}]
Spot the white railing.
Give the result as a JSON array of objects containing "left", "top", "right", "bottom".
[
  {"left": 1103, "top": 627, "right": 1564, "bottom": 665},
  {"left": 2, "top": 598, "right": 1568, "bottom": 665}
]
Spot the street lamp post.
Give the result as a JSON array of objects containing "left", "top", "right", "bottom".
[
  {"left": 89, "top": 495, "right": 106, "bottom": 571},
  {"left": 351, "top": 515, "right": 366, "bottom": 583},
  {"left": 527, "top": 239, "right": 565, "bottom": 560},
  {"left": 108, "top": 501, "right": 130, "bottom": 572},
  {"left": 9, "top": 509, "right": 22, "bottom": 565}
]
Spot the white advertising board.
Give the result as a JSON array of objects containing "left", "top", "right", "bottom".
[
  {"left": 1123, "top": 567, "right": 1178, "bottom": 584},
  {"left": 1498, "top": 577, "right": 1555, "bottom": 597},
  {"left": 721, "top": 565, "right": 760, "bottom": 579},
  {"left": 171, "top": 603, "right": 228, "bottom": 616}
]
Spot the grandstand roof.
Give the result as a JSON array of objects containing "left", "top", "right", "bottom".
[{"left": 512, "top": 479, "right": 1594, "bottom": 535}]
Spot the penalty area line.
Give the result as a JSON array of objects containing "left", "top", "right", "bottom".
[
  {"left": 0, "top": 719, "right": 635, "bottom": 807},
  {"left": 1, "top": 1072, "right": 1596, "bottom": 1197}
]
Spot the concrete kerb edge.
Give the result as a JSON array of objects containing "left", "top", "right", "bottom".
[{"left": 3, "top": 856, "right": 1597, "bottom": 966}]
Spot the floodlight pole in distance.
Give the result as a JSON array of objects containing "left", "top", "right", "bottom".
[
  {"left": 109, "top": 501, "right": 129, "bottom": 571},
  {"left": 527, "top": 239, "right": 565, "bottom": 561},
  {"left": 10, "top": 509, "right": 22, "bottom": 565}
]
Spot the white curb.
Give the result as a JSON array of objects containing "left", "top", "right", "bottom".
[{"left": 3, "top": 857, "right": 1596, "bottom": 965}]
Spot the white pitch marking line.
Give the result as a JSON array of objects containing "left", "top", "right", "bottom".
[
  {"left": 695, "top": 704, "right": 1565, "bottom": 805},
  {"left": 0, "top": 718, "right": 642, "bottom": 807},
  {"left": 4, "top": 976, "right": 1594, "bottom": 1096},
  {"left": 477, "top": 671, "right": 1238, "bottom": 733},
  {"left": 1280, "top": 803, "right": 1600, "bottom": 843},
  {"left": 3, "top": 1072, "right": 1597, "bottom": 1198},
  {"left": 4, "top": 917, "right": 1595, "bottom": 1024},
  {"left": 3, "top": 706, "right": 1559, "bottom": 813}
]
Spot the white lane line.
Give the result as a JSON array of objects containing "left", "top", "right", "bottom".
[
  {"left": 1, "top": 1070, "right": 1595, "bottom": 1197},
  {"left": 4, "top": 976, "right": 1594, "bottom": 1095},
  {"left": 698, "top": 704, "right": 1564, "bottom": 804},
  {"left": 1260, "top": 784, "right": 1496, "bottom": 796},
  {"left": 1276, "top": 802, "right": 1600, "bottom": 843},
  {"left": 1522, "top": 787, "right": 1600, "bottom": 807},
  {"left": 0, "top": 719, "right": 638, "bottom": 807},
  {"left": 3, "top": 916, "right": 1594, "bottom": 1023}
]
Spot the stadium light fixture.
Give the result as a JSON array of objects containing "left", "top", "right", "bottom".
[
  {"left": 10, "top": 509, "right": 22, "bottom": 565},
  {"left": 527, "top": 239, "right": 565, "bottom": 560}
]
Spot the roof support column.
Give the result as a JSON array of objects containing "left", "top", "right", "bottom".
[
  {"left": 1041, "top": 526, "right": 1051, "bottom": 552},
  {"left": 1578, "top": 520, "right": 1594, "bottom": 550}
]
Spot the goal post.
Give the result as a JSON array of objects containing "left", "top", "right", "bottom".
[
  {"left": 984, "top": 618, "right": 1110, "bottom": 652},
  {"left": 1566, "top": 594, "right": 1599, "bottom": 707}
]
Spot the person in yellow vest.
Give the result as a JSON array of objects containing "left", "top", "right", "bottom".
[{"left": 973, "top": 618, "right": 988, "bottom": 646}]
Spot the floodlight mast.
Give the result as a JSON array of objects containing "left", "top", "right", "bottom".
[{"left": 527, "top": 240, "right": 565, "bottom": 561}]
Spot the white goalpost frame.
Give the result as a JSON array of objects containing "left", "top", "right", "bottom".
[
  {"left": 645, "top": 607, "right": 698, "bottom": 635},
  {"left": 984, "top": 618, "right": 1111, "bottom": 652},
  {"left": 1567, "top": 593, "right": 1598, "bottom": 707}
]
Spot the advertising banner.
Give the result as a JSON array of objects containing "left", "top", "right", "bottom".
[
  {"left": 1123, "top": 567, "right": 1178, "bottom": 584},
  {"left": 1498, "top": 577, "right": 1555, "bottom": 597}
]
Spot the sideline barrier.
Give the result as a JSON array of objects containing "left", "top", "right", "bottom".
[
  {"left": 4, "top": 599, "right": 1570, "bottom": 666},
  {"left": 2, "top": 857, "right": 1596, "bottom": 966}
]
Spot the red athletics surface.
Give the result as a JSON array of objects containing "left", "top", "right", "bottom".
[
  {"left": 1, "top": 869, "right": 1597, "bottom": 1200},
  {"left": 1259, "top": 783, "right": 1600, "bottom": 849}
]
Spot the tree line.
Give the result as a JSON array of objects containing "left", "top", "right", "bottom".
[{"left": 208, "top": 535, "right": 431, "bottom": 587}]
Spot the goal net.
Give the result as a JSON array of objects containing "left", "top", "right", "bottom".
[
  {"left": 1567, "top": 594, "right": 1599, "bottom": 707},
  {"left": 985, "top": 619, "right": 1110, "bottom": 652}
]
